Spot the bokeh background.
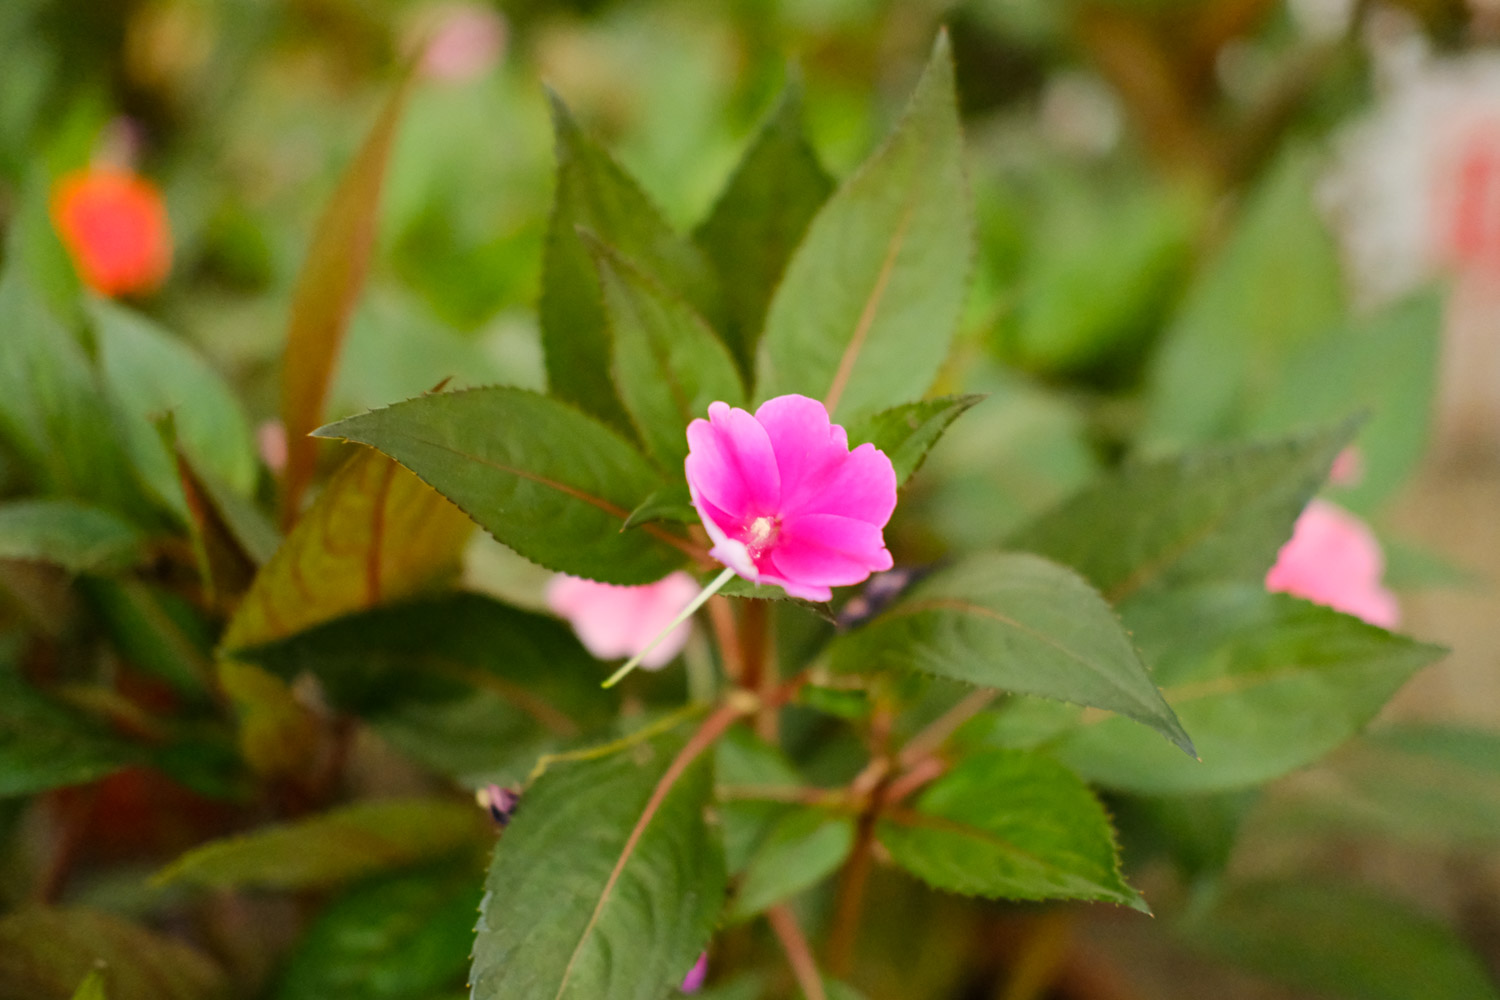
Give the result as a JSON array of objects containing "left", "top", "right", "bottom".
[{"left": 3, "top": 0, "right": 1500, "bottom": 997}]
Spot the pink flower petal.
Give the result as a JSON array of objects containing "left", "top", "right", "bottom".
[
  {"left": 685, "top": 402, "right": 781, "bottom": 520},
  {"left": 772, "top": 513, "right": 894, "bottom": 586},
  {"left": 1266, "top": 500, "right": 1399, "bottom": 629},
  {"left": 545, "top": 573, "right": 698, "bottom": 668}
]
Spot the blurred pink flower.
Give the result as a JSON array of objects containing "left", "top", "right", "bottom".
[
  {"left": 257, "top": 420, "right": 288, "bottom": 474},
  {"left": 50, "top": 167, "right": 172, "bottom": 297},
  {"left": 1266, "top": 499, "right": 1399, "bottom": 628},
  {"left": 415, "top": 2, "right": 506, "bottom": 83},
  {"left": 1328, "top": 445, "right": 1364, "bottom": 487},
  {"left": 680, "top": 952, "right": 708, "bottom": 993},
  {"left": 685, "top": 395, "right": 897, "bottom": 602},
  {"left": 546, "top": 572, "right": 698, "bottom": 668}
]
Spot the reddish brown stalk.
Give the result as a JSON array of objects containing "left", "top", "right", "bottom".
[
  {"left": 826, "top": 700, "right": 895, "bottom": 975},
  {"left": 897, "top": 688, "right": 998, "bottom": 770},
  {"left": 767, "top": 904, "right": 827, "bottom": 1000},
  {"left": 884, "top": 755, "right": 948, "bottom": 806},
  {"left": 706, "top": 596, "right": 744, "bottom": 683},
  {"left": 554, "top": 700, "right": 748, "bottom": 995},
  {"left": 35, "top": 786, "right": 98, "bottom": 903},
  {"left": 739, "top": 601, "right": 777, "bottom": 741}
]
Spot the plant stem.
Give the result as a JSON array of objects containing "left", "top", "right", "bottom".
[
  {"left": 706, "top": 595, "right": 744, "bottom": 683},
  {"left": 897, "top": 688, "right": 997, "bottom": 770},
  {"left": 826, "top": 699, "right": 895, "bottom": 975},
  {"left": 768, "top": 904, "right": 827, "bottom": 1000},
  {"left": 739, "top": 600, "right": 777, "bottom": 741}
]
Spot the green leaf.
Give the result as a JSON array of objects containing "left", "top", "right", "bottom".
[
  {"left": 829, "top": 552, "right": 1191, "bottom": 754},
  {"left": 280, "top": 71, "right": 414, "bottom": 522},
  {"left": 694, "top": 83, "right": 834, "bottom": 374},
  {"left": 588, "top": 233, "right": 745, "bottom": 468},
  {"left": 1142, "top": 151, "right": 1344, "bottom": 449},
  {"left": 877, "top": 749, "right": 1141, "bottom": 908},
  {"left": 236, "top": 592, "right": 613, "bottom": 731},
  {"left": 1182, "top": 881, "right": 1499, "bottom": 1000},
  {"left": 316, "top": 388, "right": 689, "bottom": 584},
  {"left": 756, "top": 32, "right": 972, "bottom": 422},
  {"left": 83, "top": 579, "right": 215, "bottom": 698},
  {"left": 844, "top": 394, "right": 984, "bottom": 488},
  {"left": 727, "top": 809, "right": 853, "bottom": 922},
  {"left": 90, "top": 299, "right": 257, "bottom": 521},
  {"left": 0, "top": 256, "right": 137, "bottom": 512},
  {"left": 1009, "top": 423, "right": 1354, "bottom": 605},
  {"left": 274, "top": 864, "right": 479, "bottom": 1000},
  {"left": 151, "top": 798, "right": 489, "bottom": 890},
  {"left": 1245, "top": 291, "right": 1442, "bottom": 512},
  {"left": 1274, "top": 723, "right": 1500, "bottom": 850},
  {"left": 540, "top": 93, "right": 719, "bottom": 433},
  {"left": 716, "top": 727, "right": 806, "bottom": 874},
  {"left": 1039, "top": 586, "right": 1446, "bottom": 794},
  {"left": 0, "top": 907, "right": 226, "bottom": 1000},
  {"left": 470, "top": 725, "right": 725, "bottom": 1000},
  {"left": 623, "top": 483, "right": 697, "bottom": 530},
  {"left": 69, "top": 971, "right": 106, "bottom": 1000},
  {"left": 0, "top": 667, "right": 139, "bottom": 798},
  {"left": 0, "top": 499, "right": 143, "bottom": 573}
]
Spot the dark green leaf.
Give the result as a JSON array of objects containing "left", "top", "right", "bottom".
[
  {"left": 0, "top": 257, "right": 137, "bottom": 511},
  {"left": 316, "top": 388, "right": 688, "bottom": 584},
  {"left": 829, "top": 552, "right": 1191, "bottom": 754},
  {"left": 844, "top": 394, "right": 984, "bottom": 488},
  {"left": 152, "top": 798, "right": 489, "bottom": 890},
  {"left": 540, "top": 93, "right": 719, "bottom": 433},
  {"left": 1182, "top": 881, "right": 1499, "bottom": 1000},
  {"left": 69, "top": 971, "right": 106, "bottom": 1000},
  {"left": 756, "top": 32, "right": 972, "bottom": 423},
  {"left": 727, "top": 809, "right": 853, "bottom": 922},
  {"left": 694, "top": 83, "right": 834, "bottom": 374},
  {"left": 1010, "top": 423, "right": 1354, "bottom": 605},
  {"left": 588, "top": 233, "right": 744, "bottom": 468},
  {"left": 1042, "top": 586, "right": 1446, "bottom": 794},
  {"left": 1142, "top": 151, "right": 1344, "bottom": 449},
  {"left": 623, "top": 483, "right": 697, "bottom": 531},
  {"left": 0, "top": 907, "right": 226, "bottom": 1000},
  {"left": 274, "top": 865, "right": 480, "bottom": 1000},
  {"left": 471, "top": 725, "right": 725, "bottom": 1000},
  {"left": 0, "top": 499, "right": 143, "bottom": 573},
  {"left": 90, "top": 299, "right": 257, "bottom": 521},
  {"left": 237, "top": 592, "right": 612, "bottom": 731},
  {"left": 877, "top": 749, "right": 1141, "bottom": 908},
  {"left": 716, "top": 727, "right": 806, "bottom": 874},
  {"left": 0, "top": 667, "right": 139, "bottom": 798},
  {"left": 83, "top": 579, "right": 215, "bottom": 698}
]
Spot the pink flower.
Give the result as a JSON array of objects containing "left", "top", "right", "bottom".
[
  {"left": 546, "top": 572, "right": 699, "bottom": 668},
  {"left": 414, "top": 2, "right": 506, "bottom": 83},
  {"left": 1266, "top": 499, "right": 1399, "bottom": 629},
  {"left": 685, "top": 395, "right": 897, "bottom": 602},
  {"left": 680, "top": 952, "right": 708, "bottom": 993}
]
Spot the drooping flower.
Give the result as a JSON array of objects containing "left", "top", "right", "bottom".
[
  {"left": 546, "top": 572, "right": 699, "bottom": 668},
  {"left": 477, "top": 784, "right": 519, "bottom": 829},
  {"left": 684, "top": 394, "right": 897, "bottom": 602},
  {"left": 1266, "top": 499, "right": 1399, "bottom": 629},
  {"left": 680, "top": 952, "right": 708, "bottom": 993},
  {"left": 50, "top": 167, "right": 172, "bottom": 297}
]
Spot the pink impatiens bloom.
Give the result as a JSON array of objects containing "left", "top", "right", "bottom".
[
  {"left": 685, "top": 394, "right": 897, "bottom": 602},
  {"left": 546, "top": 572, "right": 699, "bottom": 668},
  {"left": 680, "top": 952, "right": 708, "bottom": 993},
  {"left": 1266, "top": 499, "right": 1400, "bottom": 629}
]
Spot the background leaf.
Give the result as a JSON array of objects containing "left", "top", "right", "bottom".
[
  {"left": 1009, "top": 424, "right": 1354, "bottom": 605},
  {"left": 844, "top": 394, "right": 984, "bottom": 488},
  {"left": 0, "top": 499, "right": 143, "bottom": 573},
  {"left": 1181, "top": 881, "right": 1500, "bottom": 1000},
  {"left": 726, "top": 809, "right": 853, "bottom": 922},
  {"left": 877, "top": 749, "right": 1141, "bottom": 907},
  {"left": 0, "top": 664, "right": 139, "bottom": 798},
  {"left": 540, "top": 93, "right": 719, "bottom": 433},
  {"left": 756, "top": 32, "right": 972, "bottom": 422},
  {"left": 316, "top": 388, "right": 689, "bottom": 584},
  {"left": 470, "top": 725, "right": 725, "bottom": 1000},
  {"left": 69, "top": 971, "right": 106, "bottom": 1000},
  {"left": 280, "top": 72, "right": 413, "bottom": 524},
  {"left": 992, "top": 586, "right": 1446, "bottom": 794},
  {"left": 590, "top": 234, "right": 744, "bottom": 468},
  {"left": 0, "top": 907, "right": 226, "bottom": 1000},
  {"left": 152, "top": 798, "right": 488, "bottom": 890},
  {"left": 694, "top": 84, "right": 834, "bottom": 375},
  {"left": 829, "top": 552, "right": 1191, "bottom": 753},
  {"left": 274, "top": 863, "right": 480, "bottom": 1000},
  {"left": 90, "top": 299, "right": 257, "bottom": 521}
]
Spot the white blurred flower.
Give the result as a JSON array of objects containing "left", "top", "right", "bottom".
[{"left": 1322, "top": 44, "right": 1500, "bottom": 307}]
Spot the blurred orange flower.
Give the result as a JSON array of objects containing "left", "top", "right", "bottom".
[{"left": 50, "top": 167, "right": 172, "bottom": 296}]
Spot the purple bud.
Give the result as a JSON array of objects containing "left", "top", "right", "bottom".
[
  {"left": 480, "top": 784, "right": 520, "bottom": 828},
  {"left": 680, "top": 952, "right": 708, "bottom": 993}
]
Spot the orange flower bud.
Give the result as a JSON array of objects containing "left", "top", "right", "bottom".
[{"left": 50, "top": 167, "right": 172, "bottom": 296}]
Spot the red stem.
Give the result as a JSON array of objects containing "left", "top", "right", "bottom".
[{"left": 768, "top": 904, "right": 827, "bottom": 1000}]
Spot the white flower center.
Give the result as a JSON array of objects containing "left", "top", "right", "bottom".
[{"left": 745, "top": 515, "right": 780, "bottom": 555}]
